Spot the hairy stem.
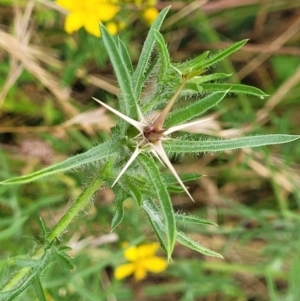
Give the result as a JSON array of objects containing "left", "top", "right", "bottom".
[{"left": 48, "top": 176, "right": 104, "bottom": 241}]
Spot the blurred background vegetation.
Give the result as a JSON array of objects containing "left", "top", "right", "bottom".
[{"left": 1, "top": 0, "right": 300, "bottom": 300}]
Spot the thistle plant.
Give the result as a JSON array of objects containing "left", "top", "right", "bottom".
[{"left": 0, "top": 7, "right": 299, "bottom": 300}]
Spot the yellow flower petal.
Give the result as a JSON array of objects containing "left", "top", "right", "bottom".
[
  {"left": 114, "top": 263, "right": 135, "bottom": 280},
  {"left": 106, "top": 22, "right": 118, "bottom": 35},
  {"left": 55, "top": 0, "right": 79, "bottom": 11},
  {"left": 124, "top": 246, "right": 138, "bottom": 261},
  {"left": 143, "top": 256, "right": 168, "bottom": 273},
  {"left": 64, "top": 12, "right": 85, "bottom": 34},
  {"left": 137, "top": 243, "right": 159, "bottom": 258},
  {"left": 94, "top": 4, "right": 120, "bottom": 22},
  {"left": 83, "top": 15, "right": 101, "bottom": 37},
  {"left": 142, "top": 7, "right": 159, "bottom": 25},
  {"left": 134, "top": 263, "right": 147, "bottom": 281},
  {"left": 116, "top": 243, "right": 167, "bottom": 281}
]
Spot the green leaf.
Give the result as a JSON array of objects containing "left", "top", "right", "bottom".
[
  {"left": 139, "top": 154, "right": 175, "bottom": 259},
  {"left": 163, "top": 173, "right": 202, "bottom": 184},
  {"left": 118, "top": 38, "right": 133, "bottom": 75},
  {"left": 133, "top": 6, "right": 170, "bottom": 100},
  {"left": 56, "top": 253, "right": 74, "bottom": 270},
  {"left": 201, "top": 39, "right": 248, "bottom": 69},
  {"left": 119, "top": 175, "right": 143, "bottom": 205},
  {"left": 13, "top": 258, "right": 40, "bottom": 268},
  {"left": 166, "top": 184, "right": 186, "bottom": 194},
  {"left": 100, "top": 24, "right": 138, "bottom": 119},
  {"left": 142, "top": 199, "right": 168, "bottom": 254},
  {"left": 175, "top": 214, "right": 218, "bottom": 226},
  {"left": 111, "top": 188, "right": 127, "bottom": 231},
  {"left": 177, "top": 230, "right": 223, "bottom": 258},
  {"left": 177, "top": 51, "right": 209, "bottom": 75},
  {"left": 165, "top": 91, "right": 227, "bottom": 127},
  {"left": 154, "top": 30, "right": 170, "bottom": 73},
  {"left": 190, "top": 73, "right": 231, "bottom": 84},
  {"left": 201, "top": 83, "right": 268, "bottom": 98},
  {"left": 0, "top": 246, "right": 55, "bottom": 301},
  {"left": 32, "top": 276, "right": 46, "bottom": 301},
  {"left": 0, "top": 140, "right": 117, "bottom": 185},
  {"left": 165, "top": 135, "right": 300, "bottom": 153}
]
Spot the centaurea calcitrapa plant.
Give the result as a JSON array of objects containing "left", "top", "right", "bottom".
[{"left": 0, "top": 7, "right": 299, "bottom": 300}]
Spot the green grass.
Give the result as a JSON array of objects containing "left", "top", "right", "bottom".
[{"left": 1, "top": 1, "right": 300, "bottom": 300}]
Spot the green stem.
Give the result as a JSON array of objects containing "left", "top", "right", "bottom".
[
  {"left": 48, "top": 176, "right": 104, "bottom": 241},
  {"left": 0, "top": 176, "right": 103, "bottom": 294}
]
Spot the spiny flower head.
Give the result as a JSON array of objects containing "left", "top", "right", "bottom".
[{"left": 93, "top": 76, "right": 211, "bottom": 202}]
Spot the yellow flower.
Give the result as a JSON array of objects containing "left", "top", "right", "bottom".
[
  {"left": 142, "top": 7, "right": 159, "bottom": 25},
  {"left": 114, "top": 243, "right": 168, "bottom": 281},
  {"left": 106, "top": 22, "right": 118, "bottom": 36},
  {"left": 56, "top": 0, "right": 119, "bottom": 37}
]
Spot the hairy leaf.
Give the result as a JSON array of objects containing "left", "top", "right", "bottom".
[
  {"left": 139, "top": 154, "right": 175, "bottom": 259},
  {"left": 177, "top": 231, "right": 223, "bottom": 258},
  {"left": 165, "top": 135, "right": 300, "bottom": 153},
  {"left": 0, "top": 141, "right": 116, "bottom": 185},
  {"left": 133, "top": 6, "right": 170, "bottom": 100}
]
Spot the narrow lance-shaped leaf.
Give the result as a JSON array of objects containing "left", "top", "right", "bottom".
[
  {"left": 190, "top": 73, "right": 231, "bottom": 84},
  {"left": 111, "top": 188, "right": 127, "bottom": 231},
  {"left": 118, "top": 38, "right": 134, "bottom": 75},
  {"left": 55, "top": 252, "right": 73, "bottom": 270},
  {"left": 0, "top": 141, "right": 117, "bottom": 185},
  {"left": 175, "top": 213, "right": 218, "bottom": 226},
  {"left": 177, "top": 51, "right": 209, "bottom": 75},
  {"left": 100, "top": 24, "right": 138, "bottom": 119},
  {"left": 119, "top": 175, "right": 143, "bottom": 205},
  {"left": 176, "top": 230, "right": 223, "bottom": 258},
  {"left": 165, "top": 91, "right": 227, "bottom": 128},
  {"left": 133, "top": 6, "right": 170, "bottom": 100},
  {"left": 154, "top": 29, "right": 171, "bottom": 73},
  {"left": 142, "top": 199, "right": 168, "bottom": 254},
  {"left": 201, "top": 83, "right": 268, "bottom": 98},
  {"left": 138, "top": 154, "right": 175, "bottom": 259},
  {"left": 32, "top": 276, "right": 47, "bottom": 301},
  {"left": 200, "top": 39, "right": 248, "bottom": 69},
  {"left": 164, "top": 135, "right": 300, "bottom": 153}
]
